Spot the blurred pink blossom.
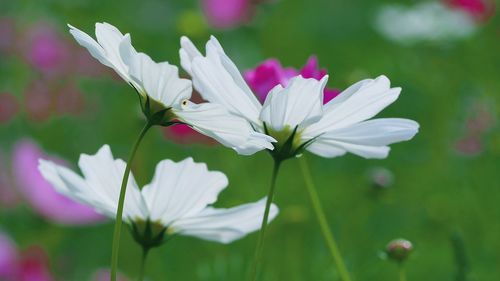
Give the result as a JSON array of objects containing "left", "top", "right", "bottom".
[
  {"left": 24, "top": 80, "right": 54, "bottom": 122},
  {"left": 445, "top": 0, "right": 496, "bottom": 22},
  {"left": 202, "top": 0, "right": 252, "bottom": 29},
  {"left": 244, "top": 56, "right": 340, "bottom": 103},
  {"left": 22, "top": 23, "right": 71, "bottom": 75},
  {"left": 16, "top": 247, "right": 54, "bottom": 281},
  {"left": 0, "top": 232, "right": 54, "bottom": 281},
  {"left": 12, "top": 140, "right": 104, "bottom": 225},
  {"left": 0, "top": 92, "right": 19, "bottom": 124},
  {"left": 454, "top": 100, "right": 495, "bottom": 156},
  {"left": 0, "top": 232, "right": 18, "bottom": 279},
  {"left": 24, "top": 80, "right": 85, "bottom": 122},
  {"left": 454, "top": 136, "right": 483, "bottom": 156}
]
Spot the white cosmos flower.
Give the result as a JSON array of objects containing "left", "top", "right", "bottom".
[
  {"left": 374, "top": 2, "right": 477, "bottom": 45},
  {"left": 68, "top": 23, "right": 274, "bottom": 155},
  {"left": 180, "top": 36, "right": 419, "bottom": 159},
  {"left": 38, "top": 145, "right": 278, "bottom": 244}
]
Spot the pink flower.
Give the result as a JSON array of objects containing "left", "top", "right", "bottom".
[
  {"left": 16, "top": 247, "right": 54, "bottom": 281},
  {"left": 12, "top": 140, "right": 104, "bottom": 225},
  {"left": 0, "top": 232, "right": 54, "bottom": 281},
  {"left": 0, "top": 92, "right": 19, "bottom": 124},
  {"left": 201, "top": 0, "right": 252, "bottom": 29},
  {"left": 445, "top": 0, "right": 496, "bottom": 22},
  {"left": 0, "top": 233, "right": 18, "bottom": 279},
  {"left": 23, "top": 23, "right": 71, "bottom": 74},
  {"left": 24, "top": 80, "right": 86, "bottom": 122},
  {"left": 454, "top": 136, "right": 483, "bottom": 156},
  {"left": 244, "top": 56, "right": 341, "bottom": 103}
]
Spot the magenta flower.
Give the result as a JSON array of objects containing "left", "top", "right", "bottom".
[
  {"left": 16, "top": 247, "right": 54, "bottom": 281},
  {"left": 244, "top": 56, "right": 340, "bottom": 103},
  {"left": 201, "top": 0, "right": 252, "bottom": 29},
  {"left": 23, "top": 23, "right": 70, "bottom": 74},
  {"left": 445, "top": 0, "right": 496, "bottom": 22},
  {"left": 0, "top": 231, "right": 54, "bottom": 281},
  {"left": 12, "top": 140, "right": 104, "bottom": 225},
  {"left": 0, "top": 232, "right": 18, "bottom": 279}
]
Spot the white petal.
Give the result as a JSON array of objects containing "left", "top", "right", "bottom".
[
  {"left": 38, "top": 160, "right": 115, "bottom": 217},
  {"left": 141, "top": 158, "right": 228, "bottom": 225},
  {"left": 127, "top": 52, "right": 192, "bottom": 107},
  {"left": 173, "top": 102, "right": 275, "bottom": 155},
  {"left": 76, "top": 145, "right": 148, "bottom": 221},
  {"left": 306, "top": 118, "right": 419, "bottom": 159},
  {"left": 304, "top": 75, "right": 401, "bottom": 136},
  {"left": 260, "top": 76, "right": 326, "bottom": 132},
  {"left": 179, "top": 36, "right": 203, "bottom": 76},
  {"left": 180, "top": 36, "right": 262, "bottom": 126},
  {"left": 94, "top": 22, "right": 129, "bottom": 76},
  {"left": 68, "top": 23, "right": 133, "bottom": 82},
  {"left": 171, "top": 198, "right": 279, "bottom": 244},
  {"left": 68, "top": 24, "right": 108, "bottom": 67}
]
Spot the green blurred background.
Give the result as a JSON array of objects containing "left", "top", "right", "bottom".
[{"left": 1, "top": 0, "right": 499, "bottom": 280}]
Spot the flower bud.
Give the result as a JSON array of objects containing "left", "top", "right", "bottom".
[
  {"left": 368, "top": 167, "right": 394, "bottom": 189},
  {"left": 385, "top": 238, "right": 413, "bottom": 263}
]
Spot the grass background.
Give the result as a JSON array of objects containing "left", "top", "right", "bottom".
[{"left": 1, "top": 0, "right": 499, "bottom": 280}]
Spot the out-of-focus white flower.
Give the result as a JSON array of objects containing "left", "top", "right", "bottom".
[
  {"left": 68, "top": 22, "right": 275, "bottom": 155},
  {"left": 39, "top": 145, "right": 278, "bottom": 244},
  {"left": 180, "top": 36, "right": 419, "bottom": 160},
  {"left": 374, "top": 2, "right": 477, "bottom": 45}
]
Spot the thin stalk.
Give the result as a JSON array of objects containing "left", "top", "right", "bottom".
[
  {"left": 250, "top": 159, "right": 282, "bottom": 281},
  {"left": 137, "top": 248, "right": 150, "bottom": 281},
  {"left": 398, "top": 264, "right": 407, "bottom": 281},
  {"left": 110, "top": 122, "right": 152, "bottom": 281},
  {"left": 299, "top": 156, "right": 352, "bottom": 281}
]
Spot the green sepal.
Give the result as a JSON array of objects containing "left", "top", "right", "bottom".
[
  {"left": 129, "top": 219, "right": 170, "bottom": 251},
  {"left": 265, "top": 123, "right": 306, "bottom": 162}
]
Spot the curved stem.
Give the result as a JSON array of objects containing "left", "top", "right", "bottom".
[
  {"left": 110, "top": 122, "right": 152, "bottom": 281},
  {"left": 299, "top": 156, "right": 352, "bottom": 281},
  {"left": 137, "top": 248, "right": 150, "bottom": 281},
  {"left": 250, "top": 159, "right": 282, "bottom": 281},
  {"left": 398, "top": 264, "right": 407, "bottom": 281}
]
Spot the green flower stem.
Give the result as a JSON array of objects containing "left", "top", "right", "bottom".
[
  {"left": 299, "top": 156, "right": 352, "bottom": 281},
  {"left": 250, "top": 159, "right": 282, "bottom": 281},
  {"left": 399, "top": 264, "right": 407, "bottom": 281},
  {"left": 137, "top": 248, "right": 150, "bottom": 281},
  {"left": 110, "top": 122, "right": 152, "bottom": 281}
]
